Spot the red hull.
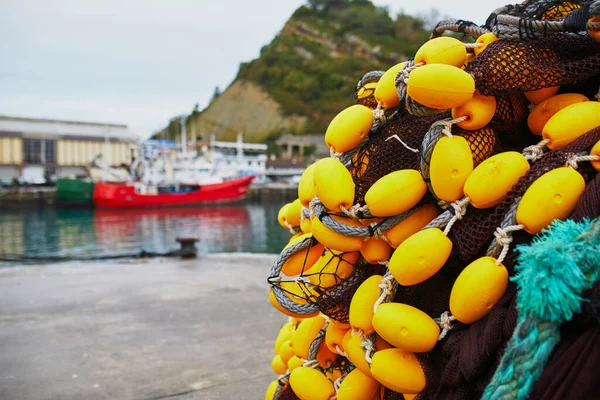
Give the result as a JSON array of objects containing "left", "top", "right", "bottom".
[{"left": 93, "top": 176, "right": 255, "bottom": 208}]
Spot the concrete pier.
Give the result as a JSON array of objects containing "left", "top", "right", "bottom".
[{"left": 0, "top": 254, "right": 284, "bottom": 400}]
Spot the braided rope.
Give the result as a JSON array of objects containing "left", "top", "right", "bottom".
[
  {"left": 373, "top": 271, "right": 397, "bottom": 312},
  {"left": 356, "top": 70, "right": 385, "bottom": 92},
  {"left": 431, "top": 18, "right": 490, "bottom": 39},
  {"left": 406, "top": 96, "right": 448, "bottom": 117},
  {"left": 308, "top": 321, "right": 329, "bottom": 360}
]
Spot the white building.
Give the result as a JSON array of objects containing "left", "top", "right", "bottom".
[{"left": 0, "top": 115, "right": 138, "bottom": 182}]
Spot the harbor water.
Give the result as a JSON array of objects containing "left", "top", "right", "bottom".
[{"left": 0, "top": 201, "right": 291, "bottom": 265}]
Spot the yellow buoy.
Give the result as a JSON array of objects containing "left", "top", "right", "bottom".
[
  {"left": 527, "top": 93, "right": 589, "bottom": 136},
  {"left": 265, "top": 380, "right": 281, "bottom": 400},
  {"left": 325, "top": 104, "right": 374, "bottom": 153},
  {"left": 311, "top": 216, "right": 365, "bottom": 253},
  {"left": 271, "top": 354, "right": 287, "bottom": 375},
  {"left": 372, "top": 303, "right": 440, "bottom": 353},
  {"left": 274, "top": 322, "right": 295, "bottom": 354},
  {"left": 298, "top": 162, "right": 319, "bottom": 207},
  {"left": 317, "top": 340, "right": 337, "bottom": 369},
  {"left": 474, "top": 32, "right": 500, "bottom": 56},
  {"left": 430, "top": 135, "right": 474, "bottom": 202},
  {"left": 591, "top": 140, "right": 600, "bottom": 171},
  {"left": 357, "top": 81, "right": 378, "bottom": 102},
  {"left": 306, "top": 250, "right": 359, "bottom": 288},
  {"left": 325, "top": 322, "right": 349, "bottom": 354},
  {"left": 360, "top": 237, "right": 392, "bottom": 264},
  {"left": 290, "top": 367, "right": 335, "bottom": 400},
  {"left": 414, "top": 37, "right": 467, "bottom": 68},
  {"left": 449, "top": 256, "right": 508, "bottom": 324},
  {"left": 287, "top": 355, "right": 304, "bottom": 371},
  {"left": 389, "top": 228, "right": 452, "bottom": 286},
  {"left": 451, "top": 91, "right": 497, "bottom": 131},
  {"left": 383, "top": 203, "right": 440, "bottom": 248},
  {"left": 337, "top": 368, "right": 380, "bottom": 400},
  {"left": 516, "top": 167, "right": 585, "bottom": 235},
  {"left": 349, "top": 275, "right": 383, "bottom": 334},
  {"left": 370, "top": 348, "right": 426, "bottom": 394},
  {"left": 284, "top": 198, "right": 304, "bottom": 228},
  {"left": 278, "top": 203, "right": 291, "bottom": 229},
  {"left": 542, "top": 101, "right": 600, "bottom": 149},
  {"left": 281, "top": 233, "right": 324, "bottom": 276},
  {"left": 407, "top": 64, "right": 475, "bottom": 109},
  {"left": 300, "top": 216, "right": 312, "bottom": 234},
  {"left": 313, "top": 158, "right": 355, "bottom": 212},
  {"left": 374, "top": 62, "right": 408, "bottom": 108},
  {"left": 364, "top": 169, "right": 427, "bottom": 217},
  {"left": 345, "top": 332, "right": 392, "bottom": 378},
  {"left": 279, "top": 339, "right": 294, "bottom": 364},
  {"left": 292, "top": 315, "right": 327, "bottom": 359},
  {"left": 524, "top": 85, "right": 560, "bottom": 104},
  {"left": 464, "top": 152, "right": 531, "bottom": 208}
]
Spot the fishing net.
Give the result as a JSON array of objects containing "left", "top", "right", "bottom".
[
  {"left": 266, "top": 1, "right": 600, "bottom": 399},
  {"left": 468, "top": 34, "right": 600, "bottom": 95}
]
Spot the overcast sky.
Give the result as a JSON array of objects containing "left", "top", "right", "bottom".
[{"left": 1, "top": 0, "right": 504, "bottom": 138}]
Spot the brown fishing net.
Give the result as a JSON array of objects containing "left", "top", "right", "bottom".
[
  {"left": 541, "top": 1, "right": 581, "bottom": 20},
  {"left": 468, "top": 34, "right": 600, "bottom": 95},
  {"left": 455, "top": 127, "right": 498, "bottom": 167},
  {"left": 352, "top": 112, "right": 447, "bottom": 204},
  {"left": 278, "top": 386, "right": 300, "bottom": 400}
]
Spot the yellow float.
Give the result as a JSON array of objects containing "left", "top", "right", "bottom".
[
  {"left": 372, "top": 303, "right": 440, "bottom": 353},
  {"left": 407, "top": 64, "right": 475, "bottom": 109},
  {"left": 325, "top": 104, "right": 374, "bottom": 153},
  {"left": 337, "top": 367, "right": 380, "bottom": 400},
  {"left": 292, "top": 315, "right": 327, "bottom": 359},
  {"left": 414, "top": 36, "right": 467, "bottom": 68},
  {"left": 430, "top": 135, "right": 474, "bottom": 202},
  {"left": 290, "top": 367, "right": 335, "bottom": 400},
  {"left": 463, "top": 152, "right": 531, "bottom": 208},
  {"left": 374, "top": 62, "right": 407, "bottom": 108},
  {"left": 383, "top": 203, "right": 440, "bottom": 248},
  {"left": 451, "top": 91, "right": 497, "bottom": 131},
  {"left": 450, "top": 256, "right": 508, "bottom": 324},
  {"left": 364, "top": 169, "right": 427, "bottom": 217},
  {"left": 527, "top": 93, "right": 589, "bottom": 135},
  {"left": 542, "top": 101, "right": 600, "bottom": 149},
  {"left": 370, "top": 348, "right": 426, "bottom": 394},
  {"left": 516, "top": 167, "right": 586, "bottom": 235},
  {"left": 389, "top": 228, "right": 453, "bottom": 286},
  {"left": 349, "top": 275, "right": 383, "bottom": 334},
  {"left": 313, "top": 157, "right": 355, "bottom": 212}
]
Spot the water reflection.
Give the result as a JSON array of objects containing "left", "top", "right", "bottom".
[{"left": 0, "top": 201, "right": 289, "bottom": 263}]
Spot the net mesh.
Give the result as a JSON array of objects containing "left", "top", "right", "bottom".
[
  {"left": 352, "top": 112, "right": 447, "bottom": 204},
  {"left": 279, "top": 386, "right": 300, "bottom": 400},
  {"left": 468, "top": 34, "right": 600, "bottom": 95}
]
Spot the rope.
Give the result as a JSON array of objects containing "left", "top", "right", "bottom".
[
  {"left": 339, "top": 204, "right": 368, "bottom": 220},
  {"left": 494, "top": 224, "right": 526, "bottom": 265},
  {"left": 443, "top": 197, "right": 471, "bottom": 235},
  {"left": 356, "top": 70, "right": 385, "bottom": 92},
  {"left": 431, "top": 18, "right": 490, "bottom": 39},
  {"left": 394, "top": 60, "right": 425, "bottom": 103},
  {"left": 359, "top": 331, "right": 377, "bottom": 366},
  {"left": 565, "top": 153, "right": 600, "bottom": 169},
  {"left": 372, "top": 103, "right": 387, "bottom": 124},
  {"left": 486, "top": 198, "right": 521, "bottom": 260},
  {"left": 435, "top": 311, "right": 456, "bottom": 340},
  {"left": 307, "top": 322, "right": 328, "bottom": 360},
  {"left": 284, "top": 220, "right": 299, "bottom": 235},
  {"left": 268, "top": 237, "right": 321, "bottom": 315},
  {"left": 523, "top": 139, "right": 550, "bottom": 162},
  {"left": 373, "top": 271, "right": 397, "bottom": 313},
  {"left": 405, "top": 96, "right": 448, "bottom": 117},
  {"left": 386, "top": 134, "right": 420, "bottom": 154}
]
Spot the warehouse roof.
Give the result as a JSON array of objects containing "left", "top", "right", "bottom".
[{"left": 0, "top": 115, "right": 138, "bottom": 141}]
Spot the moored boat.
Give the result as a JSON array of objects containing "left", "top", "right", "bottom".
[
  {"left": 56, "top": 178, "right": 95, "bottom": 207},
  {"left": 93, "top": 175, "right": 255, "bottom": 208}
]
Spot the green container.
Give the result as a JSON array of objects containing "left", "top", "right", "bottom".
[{"left": 56, "top": 178, "right": 95, "bottom": 207}]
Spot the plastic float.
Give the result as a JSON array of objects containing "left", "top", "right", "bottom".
[{"left": 265, "top": 1, "right": 600, "bottom": 399}]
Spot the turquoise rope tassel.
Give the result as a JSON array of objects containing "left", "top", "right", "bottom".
[{"left": 483, "top": 218, "right": 600, "bottom": 400}]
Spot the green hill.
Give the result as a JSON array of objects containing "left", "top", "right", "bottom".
[{"left": 155, "top": 0, "right": 430, "bottom": 143}]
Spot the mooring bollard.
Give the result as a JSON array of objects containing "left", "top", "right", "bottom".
[{"left": 175, "top": 237, "right": 199, "bottom": 259}]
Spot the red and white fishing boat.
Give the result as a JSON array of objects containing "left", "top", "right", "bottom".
[{"left": 93, "top": 175, "right": 255, "bottom": 208}]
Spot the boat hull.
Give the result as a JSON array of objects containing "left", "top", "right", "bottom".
[
  {"left": 56, "top": 178, "right": 95, "bottom": 207},
  {"left": 93, "top": 176, "right": 255, "bottom": 208}
]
